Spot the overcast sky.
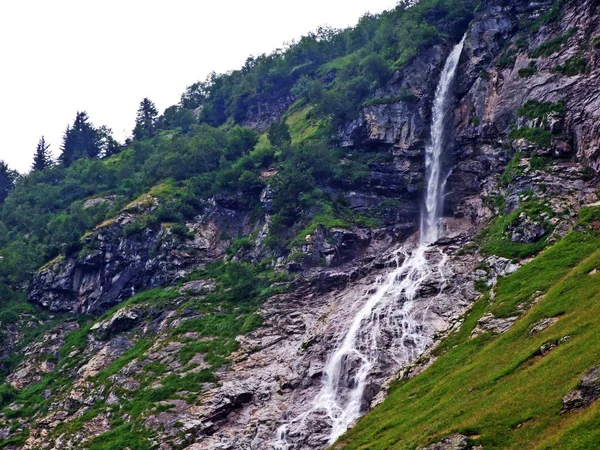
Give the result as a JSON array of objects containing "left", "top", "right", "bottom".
[{"left": 0, "top": 0, "right": 398, "bottom": 173}]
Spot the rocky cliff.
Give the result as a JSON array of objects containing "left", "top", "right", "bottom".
[{"left": 3, "top": 0, "right": 600, "bottom": 448}]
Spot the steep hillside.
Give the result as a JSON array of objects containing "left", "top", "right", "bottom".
[
  {"left": 338, "top": 207, "right": 600, "bottom": 449},
  {"left": 1, "top": 0, "right": 600, "bottom": 448}
]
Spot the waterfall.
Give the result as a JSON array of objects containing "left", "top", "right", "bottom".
[
  {"left": 421, "top": 34, "right": 466, "bottom": 243},
  {"left": 273, "top": 35, "right": 465, "bottom": 449}
]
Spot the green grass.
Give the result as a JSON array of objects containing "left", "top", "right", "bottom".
[
  {"left": 479, "top": 196, "right": 554, "bottom": 260},
  {"left": 337, "top": 207, "right": 600, "bottom": 450},
  {"left": 499, "top": 152, "right": 523, "bottom": 187},
  {"left": 530, "top": 0, "right": 560, "bottom": 31},
  {"left": 285, "top": 105, "right": 329, "bottom": 146},
  {"left": 86, "top": 423, "right": 155, "bottom": 450}
]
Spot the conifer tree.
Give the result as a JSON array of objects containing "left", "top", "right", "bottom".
[
  {"left": 0, "top": 161, "right": 17, "bottom": 204},
  {"left": 133, "top": 98, "right": 159, "bottom": 140},
  {"left": 31, "top": 136, "right": 53, "bottom": 172},
  {"left": 59, "top": 112, "right": 102, "bottom": 166}
]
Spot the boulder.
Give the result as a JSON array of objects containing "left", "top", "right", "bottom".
[{"left": 563, "top": 365, "right": 600, "bottom": 412}]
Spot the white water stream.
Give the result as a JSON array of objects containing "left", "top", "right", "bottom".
[{"left": 273, "top": 35, "right": 466, "bottom": 449}]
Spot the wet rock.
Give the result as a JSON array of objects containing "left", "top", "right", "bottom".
[
  {"left": 178, "top": 279, "right": 216, "bottom": 296},
  {"left": 471, "top": 313, "right": 518, "bottom": 337},
  {"left": 563, "top": 365, "right": 600, "bottom": 412},
  {"left": 90, "top": 306, "right": 143, "bottom": 340},
  {"left": 295, "top": 225, "right": 371, "bottom": 269},
  {"left": 420, "top": 434, "right": 469, "bottom": 450},
  {"left": 510, "top": 213, "right": 546, "bottom": 243},
  {"left": 529, "top": 317, "right": 559, "bottom": 335},
  {"left": 83, "top": 195, "right": 121, "bottom": 210},
  {"left": 540, "top": 342, "right": 556, "bottom": 356}
]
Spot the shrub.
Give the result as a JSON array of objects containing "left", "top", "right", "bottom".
[
  {"left": 552, "top": 56, "right": 588, "bottom": 76},
  {"left": 529, "top": 28, "right": 578, "bottom": 58},
  {"left": 509, "top": 127, "right": 552, "bottom": 147},
  {"left": 516, "top": 99, "right": 566, "bottom": 120}
]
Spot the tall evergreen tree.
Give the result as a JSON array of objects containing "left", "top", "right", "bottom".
[
  {"left": 133, "top": 98, "right": 159, "bottom": 140},
  {"left": 59, "top": 112, "right": 103, "bottom": 166},
  {"left": 31, "top": 136, "right": 53, "bottom": 172},
  {"left": 0, "top": 161, "right": 18, "bottom": 204}
]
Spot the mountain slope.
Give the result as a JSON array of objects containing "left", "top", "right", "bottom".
[{"left": 2, "top": 0, "right": 600, "bottom": 448}]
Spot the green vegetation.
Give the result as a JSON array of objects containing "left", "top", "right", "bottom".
[
  {"left": 495, "top": 52, "right": 516, "bottom": 70},
  {"left": 509, "top": 99, "right": 566, "bottom": 148},
  {"left": 529, "top": 28, "right": 578, "bottom": 58},
  {"left": 530, "top": 0, "right": 561, "bottom": 32},
  {"left": 0, "top": 0, "right": 478, "bottom": 324},
  {"left": 479, "top": 195, "right": 554, "bottom": 259},
  {"left": 509, "top": 127, "right": 552, "bottom": 147},
  {"left": 518, "top": 62, "right": 537, "bottom": 78},
  {"left": 552, "top": 56, "right": 589, "bottom": 76},
  {"left": 499, "top": 151, "right": 524, "bottom": 187},
  {"left": 516, "top": 100, "right": 566, "bottom": 120},
  {"left": 86, "top": 423, "right": 154, "bottom": 450},
  {"left": 181, "top": 0, "right": 475, "bottom": 126},
  {"left": 338, "top": 207, "right": 600, "bottom": 450}
]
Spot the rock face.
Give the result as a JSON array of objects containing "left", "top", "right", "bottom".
[
  {"left": 28, "top": 197, "right": 262, "bottom": 314},
  {"left": 339, "top": 45, "right": 448, "bottom": 151},
  {"left": 471, "top": 312, "right": 517, "bottom": 337},
  {"left": 420, "top": 434, "right": 469, "bottom": 450}
]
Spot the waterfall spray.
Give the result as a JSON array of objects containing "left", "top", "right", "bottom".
[{"left": 273, "top": 35, "right": 466, "bottom": 449}]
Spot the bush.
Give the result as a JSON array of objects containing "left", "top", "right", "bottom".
[
  {"left": 518, "top": 64, "right": 537, "bottom": 78},
  {"left": 516, "top": 99, "right": 566, "bottom": 120},
  {"left": 509, "top": 127, "right": 552, "bottom": 147},
  {"left": 529, "top": 28, "right": 578, "bottom": 58},
  {"left": 552, "top": 56, "right": 588, "bottom": 76}
]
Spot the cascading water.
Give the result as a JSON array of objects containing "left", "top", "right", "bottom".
[
  {"left": 422, "top": 34, "right": 466, "bottom": 243},
  {"left": 273, "top": 35, "right": 466, "bottom": 449}
]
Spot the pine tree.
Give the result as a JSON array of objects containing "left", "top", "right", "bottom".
[
  {"left": 133, "top": 98, "right": 159, "bottom": 140},
  {"left": 31, "top": 136, "right": 53, "bottom": 172},
  {"left": 59, "top": 112, "right": 102, "bottom": 166},
  {"left": 0, "top": 161, "right": 17, "bottom": 204}
]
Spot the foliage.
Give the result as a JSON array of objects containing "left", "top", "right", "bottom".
[
  {"left": 86, "top": 424, "right": 154, "bottom": 450},
  {"left": 58, "top": 112, "right": 117, "bottom": 166},
  {"left": 516, "top": 100, "right": 566, "bottom": 120},
  {"left": 479, "top": 196, "right": 554, "bottom": 259},
  {"left": 530, "top": 0, "right": 561, "bottom": 32},
  {"left": 133, "top": 98, "right": 159, "bottom": 140},
  {"left": 529, "top": 28, "right": 578, "bottom": 58},
  {"left": 181, "top": 0, "right": 475, "bottom": 126},
  {"left": 518, "top": 62, "right": 537, "bottom": 78},
  {"left": 31, "top": 136, "right": 53, "bottom": 172},
  {"left": 495, "top": 52, "right": 516, "bottom": 70},
  {"left": 552, "top": 56, "right": 588, "bottom": 76},
  {"left": 509, "top": 127, "right": 552, "bottom": 147},
  {"left": 499, "top": 151, "right": 523, "bottom": 187},
  {"left": 0, "top": 161, "right": 18, "bottom": 204}
]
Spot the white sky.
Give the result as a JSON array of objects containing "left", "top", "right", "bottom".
[{"left": 0, "top": 0, "right": 398, "bottom": 173}]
